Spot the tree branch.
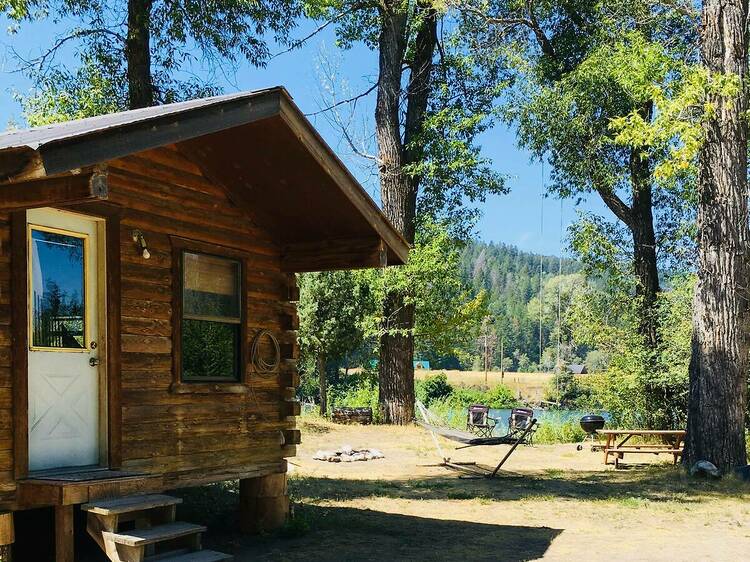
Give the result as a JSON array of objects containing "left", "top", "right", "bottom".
[
  {"left": 270, "top": 2, "right": 372, "bottom": 60},
  {"left": 305, "top": 81, "right": 378, "bottom": 117},
  {"left": 13, "top": 27, "right": 125, "bottom": 75},
  {"left": 456, "top": 0, "right": 555, "bottom": 59},
  {"left": 597, "top": 188, "right": 634, "bottom": 228}
]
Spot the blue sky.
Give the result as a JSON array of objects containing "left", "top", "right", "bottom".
[{"left": 0, "top": 16, "right": 610, "bottom": 256}]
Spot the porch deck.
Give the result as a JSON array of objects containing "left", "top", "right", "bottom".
[{"left": 17, "top": 469, "right": 164, "bottom": 508}]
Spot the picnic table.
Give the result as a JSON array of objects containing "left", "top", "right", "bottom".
[{"left": 596, "top": 429, "right": 686, "bottom": 468}]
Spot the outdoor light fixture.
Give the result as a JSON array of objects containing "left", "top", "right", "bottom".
[{"left": 132, "top": 229, "right": 151, "bottom": 259}]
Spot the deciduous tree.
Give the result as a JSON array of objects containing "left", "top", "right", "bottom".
[
  {"left": 2, "top": 0, "right": 301, "bottom": 110},
  {"left": 462, "top": 0, "right": 698, "bottom": 353},
  {"left": 297, "top": 271, "right": 374, "bottom": 415},
  {"left": 684, "top": 0, "right": 748, "bottom": 472},
  {"left": 306, "top": 0, "right": 506, "bottom": 422}
]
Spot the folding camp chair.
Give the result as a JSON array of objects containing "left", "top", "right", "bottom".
[
  {"left": 466, "top": 404, "right": 497, "bottom": 438},
  {"left": 508, "top": 407, "right": 537, "bottom": 446}
]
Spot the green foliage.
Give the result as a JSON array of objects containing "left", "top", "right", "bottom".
[
  {"left": 571, "top": 275, "right": 694, "bottom": 428},
  {"left": 439, "top": 383, "right": 518, "bottom": 410},
  {"left": 425, "top": 383, "right": 518, "bottom": 430},
  {"left": 324, "top": 368, "right": 380, "bottom": 419},
  {"left": 297, "top": 270, "right": 374, "bottom": 370},
  {"left": 544, "top": 371, "right": 591, "bottom": 409},
  {"left": 608, "top": 42, "right": 741, "bottom": 182},
  {"left": 328, "top": 380, "right": 379, "bottom": 417},
  {"left": 486, "top": 6, "right": 699, "bottom": 277},
  {"left": 297, "top": 270, "right": 374, "bottom": 409},
  {"left": 20, "top": 57, "right": 124, "bottom": 126},
  {"left": 280, "top": 509, "right": 312, "bottom": 538},
  {"left": 362, "top": 222, "right": 489, "bottom": 357},
  {"left": 415, "top": 372, "right": 454, "bottom": 406},
  {"left": 4, "top": 0, "right": 301, "bottom": 116},
  {"left": 181, "top": 320, "right": 238, "bottom": 380},
  {"left": 534, "top": 418, "right": 586, "bottom": 444}
]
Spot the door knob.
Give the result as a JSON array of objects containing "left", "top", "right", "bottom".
[{"left": 89, "top": 357, "right": 101, "bottom": 367}]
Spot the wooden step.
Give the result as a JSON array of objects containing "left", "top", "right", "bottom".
[
  {"left": 82, "top": 494, "right": 183, "bottom": 515},
  {"left": 146, "top": 550, "right": 233, "bottom": 561},
  {"left": 103, "top": 522, "right": 206, "bottom": 547}
]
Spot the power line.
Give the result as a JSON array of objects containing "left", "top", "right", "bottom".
[{"left": 539, "top": 161, "right": 544, "bottom": 369}]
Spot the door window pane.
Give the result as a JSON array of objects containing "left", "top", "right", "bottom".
[
  {"left": 30, "top": 229, "right": 86, "bottom": 349},
  {"left": 181, "top": 251, "right": 242, "bottom": 381}
]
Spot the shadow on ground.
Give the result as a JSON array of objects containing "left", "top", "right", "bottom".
[
  {"left": 171, "top": 465, "right": 748, "bottom": 560},
  {"left": 287, "top": 466, "right": 750, "bottom": 505},
  {"left": 204, "top": 504, "right": 561, "bottom": 561}
]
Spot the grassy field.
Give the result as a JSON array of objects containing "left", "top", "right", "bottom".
[{"left": 414, "top": 369, "right": 589, "bottom": 403}]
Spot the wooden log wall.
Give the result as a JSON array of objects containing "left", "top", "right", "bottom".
[
  {"left": 0, "top": 215, "right": 12, "bottom": 503},
  {"left": 0, "top": 144, "right": 300, "bottom": 504},
  {"left": 110, "top": 146, "right": 299, "bottom": 486}
]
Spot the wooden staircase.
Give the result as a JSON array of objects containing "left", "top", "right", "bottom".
[{"left": 82, "top": 494, "right": 232, "bottom": 562}]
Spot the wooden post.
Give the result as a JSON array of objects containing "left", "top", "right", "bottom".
[
  {"left": 0, "top": 512, "right": 13, "bottom": 562},
  {"left": 55, "top": 505, "right": 74, "bottom": 562},
  {"left": 239, "top": 473, "right": 289, "bottom": 534}
]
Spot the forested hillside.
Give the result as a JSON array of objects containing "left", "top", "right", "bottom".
[{"left": 420, "top": 241, "right": 592, "bottom": 372}]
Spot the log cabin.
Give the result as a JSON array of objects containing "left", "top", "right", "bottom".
[{"left": 0, "top": 87, "right": 409, "bottom": 561}]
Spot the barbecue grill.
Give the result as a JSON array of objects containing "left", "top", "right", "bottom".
[{"left": 576, "top": 414, "right": 605, "bottom": 451}]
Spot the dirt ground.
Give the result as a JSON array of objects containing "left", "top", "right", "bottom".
[{"left": 171, "top": 418, "right": 750, "bottom": 562}]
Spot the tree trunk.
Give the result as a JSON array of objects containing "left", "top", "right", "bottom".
[
  {"left": 375, "top": 2, "right": 411, "bottom": 425},
  {"left": 684, "top": 0, "right": 749, "bottom": 473},
  {"left": 318, "top": 353, "right": 327, "bottom": 417},
  {"left": 379, "top": 297, "right": 415, "bottom": 424},
  {"left": 126, "top": 0, "right": 155, "bottom": 109},
  {"left": 628, "top": 105, "right": 661, "bottom": 350},
  {"left": 375, "top": 1, "right": 437, "bottom": 424},
  {"left": 596, "top": 141, "right": 661, "bottom": 353}
]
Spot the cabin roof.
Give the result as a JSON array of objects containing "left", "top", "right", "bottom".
[{"left": 0, "top": 87, "right": 409, "bottom": 271}]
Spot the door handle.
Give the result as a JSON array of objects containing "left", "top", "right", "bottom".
[{"left": 89, "top": 357, "right": 101, "bottom": 367}]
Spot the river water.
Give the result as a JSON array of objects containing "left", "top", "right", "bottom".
[{"left": 450, "top": 408, "right": 610, "bottom": 435}]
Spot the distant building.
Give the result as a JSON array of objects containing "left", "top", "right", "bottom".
[
  {"left": 414, "top": 360, "right": 431, "bottom": 370},
  {"left": 568, "top": 364, "right": 588, "bottom": 375}
]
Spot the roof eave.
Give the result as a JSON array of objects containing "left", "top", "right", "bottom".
[
  {"left": 276, "top": 93, "right": 409, "bottom": 266},
  {"left": 0, "top": 87, "right": 409, "bottom": 269}
]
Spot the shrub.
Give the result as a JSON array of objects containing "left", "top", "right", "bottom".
[
  {"left": 415, "top": 372, "right": 454, "bottom": 406},
  {"left": 483, "top": 384, "right": 518, "bottom": 409},
  {"left": 534, "top": 419, "right": 586, "bottom": 444},
  {"left": 325, "top": 368, "right": 380, "bottom": 420},
  {"left": 570, "top": 275, "right": 694, "bottom": 429}
]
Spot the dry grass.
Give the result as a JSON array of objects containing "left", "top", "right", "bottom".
[{"left": 415, "top": 369, "right": 593, "bottom": 402}]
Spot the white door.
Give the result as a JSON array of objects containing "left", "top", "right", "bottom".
[{"left": 27, "top": 208, "right": 104, "bottom": 472}]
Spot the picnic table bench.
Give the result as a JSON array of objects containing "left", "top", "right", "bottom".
[{"left": 597, "top": 429, "right": 686, "bottom": 468}]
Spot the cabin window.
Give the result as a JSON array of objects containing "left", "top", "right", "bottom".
[{"left": 181, "top": 251, "right": 242, "bottom": 381}]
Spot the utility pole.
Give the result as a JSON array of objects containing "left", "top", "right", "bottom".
[
  {"left": 481, "top": 315, "right": 495, "bottom": 388},
  {"left": 484, "top": 331, "right": 488, "bottom": 388},
  {"left": 500, "top": 336, "right": 505, "bottom": 382}
]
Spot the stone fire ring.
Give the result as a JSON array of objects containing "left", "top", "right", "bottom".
[{"left": 313, "top": 445, "right": 384, "bottom": 463}]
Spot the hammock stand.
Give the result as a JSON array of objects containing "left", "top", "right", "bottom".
[{"left": 415, "top": 401, "right": 538, "bottom": 478}]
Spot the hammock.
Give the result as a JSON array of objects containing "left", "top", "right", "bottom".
[
  {"left": 415, "top": 400, "right": 538, "bottom": 478},
  {"left": 414, "top": 421, "right": 519, "bottom": 446}
]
